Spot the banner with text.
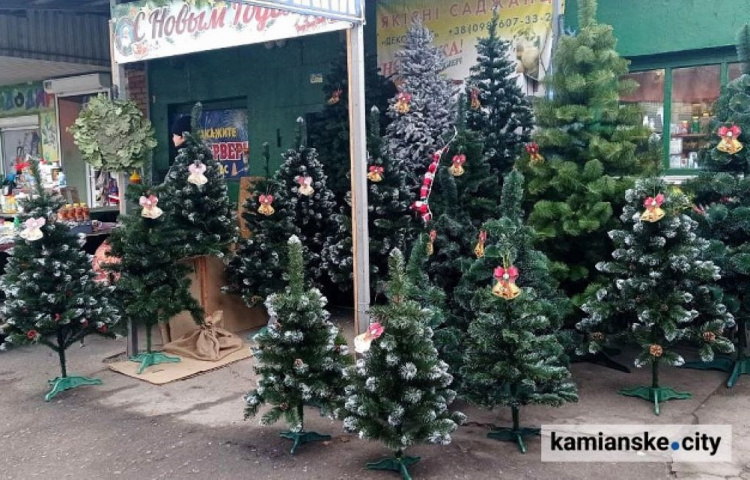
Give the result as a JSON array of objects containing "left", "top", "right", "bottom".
[
  {"left": 376, "top": 0, "right": 564, "bottom": 89},
  {"left": 111, "top": 0, "right": 351, "bottom": 64}
]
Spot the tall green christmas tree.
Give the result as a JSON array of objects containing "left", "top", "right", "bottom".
[
  {"left": 460, "top": 222, "right": 577, "bottom": 453},
  {"left": 107, "top": 182, "right": 204, "bottom": 374},
  {"left": 519, "top": 0, "right": 658, "bottom": 309},
  {"left": 161, "top": 103, "right": 238, "bottom": 258},
  {"left": 386, "top": 20, "right": 456, "bottom": 193},
  {"left": 309, "top": 51, "right": 396, "bottom": 208},
  {"left": 465, "top": 10, "right": 534, "bottom": 176},
  {"left": 244, "top": 235, "right": 351, "bottom": 454},
  {"left": 339, "top": 248, "right": 465, "bottom": 480},
  {"left": 226, "top": 119, "right": 340, "bottom": 306},
  {"left": 0, "top": 159, "right": 121, "bottom": 400},
  {"left": 683, "top": 26, "right": 750, "bottom": 387},
  {"left": 578, "top": 178, "right": 735, "bottom": 415}
]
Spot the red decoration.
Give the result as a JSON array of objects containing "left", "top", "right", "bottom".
[
  {"left": 354, "top": 322, "right": 385, "bottom": 353},
  {"left": 54, "top": 313, "right": 61, "bottom": 322},
  {"left": 450, "top": 154, "right": 466, "bottom": 177},
  {"left": 410, "top": 200, "right": 432, "bottom": 223},
  {"left": 717, "top": 124, "right": 743, "bottom": 154},
  {"left": 98, "top": 323, "right": 108, "bottom": 333},
  {"left": 474, "top": 230, "right": 487, "bottom": 258},
  {"left": 525, "top": 143, "right": 544, "bottom": 164},
  {"left": 81, "top": 319, "right": 89, "bottom": 328},
  {"left": 470, "top": 88, "right": 481, "bottom": 110},
  {"left": 258, "top": 194, "right": 275, "bottom": 216},
  {"left": 492, "top": 265, "right": 521, "bottom": 300},
  {"left": 26, "top": 330, "right": 38, "bottom": 341},
  {"left": 367, "top": 165, "right": 384, "bottom": 182},
  {"left": 427, "top": 229, "right": 437, "bottom": 256},
  {"left": 641, "top": 193, "right": 665, "bottom": 223},
  {"left": 393, "top": 92, "right": 412, "bottom": 114},
  {"left": 327, "top": 88, "right": 343, "bottom": 105}
]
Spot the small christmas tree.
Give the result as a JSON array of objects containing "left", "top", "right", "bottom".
[
  {"left": 244, "top": 235, "right": 351, "bottom": 454},
  {"left": 226, "top": 119, "right": 340, "bottom": 306},
  {"left": 161, "top": 103, "right": 238, "bottom": 258},
  {"left": 460, "top": 196, "right": 577, "bottom": 453},
  {"left": 325, "top": 106, "right": 420, "bottom": 295},
  {"left": 465, "top": 11, "right": 534, "bottom": 176},
  {"left": 386, "top": 20, "right": 456, "bottom": 193},
  {"left": 309, "top": 51, "right": 396, "bottom": 208},
  {"left": 578, "top": 178, "right": 735, "bottom": 415},
  {"left": 519, "top": 0, "right": 659, "bottom": 310},
  {"left": 106, "top": 182, "right": 204, "bottom": 374},
  {"left": 683, "top": 25, "right": 750, "bottom": 387},
  {"left": 339, "top": 248, "right": 465, "bottom": 480},
  {"left": 0, "top": 159, "right": 121, "bottom": 400}
]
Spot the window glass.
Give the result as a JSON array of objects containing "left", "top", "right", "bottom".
[
  {"left": 669, "top": 65, "right": 720, "bottom": 169},
  {"left": 729, "top": 63, "right": 743, "bottom": 82},
  {"left": 621, "top": 69, "right": 665, "bottom": 135},
  {"left": 1, "top": 128, "right": 40, "bottom": 175}
]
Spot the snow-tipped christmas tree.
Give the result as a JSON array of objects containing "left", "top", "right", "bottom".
[
  {"left": 244, "top": 235, "right": 351, "bottom": 454},
  {"left": 226, "top": 119, "right": 339, "bottom": 306},
  {"left": 161, "top": 103, "right": 238, "bottom": 258},
  {"left": 106, "top": 182, "right": 204, "bottom": 374},
  {"left": 519, "top": 0, "right": 659, "bottom": 310},
  {"left": 386, "top": 20, "right": 456, "bottom": 193},
  {"left": 465, "top": 10, "right": 534, "bottom": 176},
  {"left": 309, "top": 50, "right": 396, "bottom": 208},
  {"left": 578, "top": 178, "right": 735, "bottom": 415},
  {"left": 339, "top": 248, "right": 464, "bottom": 480},
  {"left": 325, "top": 106, "right": 420, "bottom": 296},
  {"left": 683, "top": 25, "right": 750, "bottom": 387},
  {"left": 0, "top": 158, "right": 121, "bottom": 400}
]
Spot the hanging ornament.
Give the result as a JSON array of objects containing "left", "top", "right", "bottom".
[
  {"left": 474, "top": 230, "right": 487, "bottom": 258},
  {"left": 139, "top": 195, "right": 163, "bottom": 219},
  {"left": 525, "top": 143, "right": 544, "bottom": 164},
  {"left": 257, "top": 194, "right": 275, "bottom": 216},
  {"left": 640, "top": 193, "right": 665, "bottom": 223},
  {"left": 492, "top": 264, "right": 521, "bottom": 300},
  {"left": 296, "top": 176, "right": 314, "bottom": 196},
  {"left": 327, "top": 88, "right": 343, "bottom": 105},
  {"left": 367, "top": 165, "right": 384, "bottom": 183},
  {"left": 187, "top": 161, "right": 208, "bottom": 186},
  {"left": 129, "top": 170, "right": 142, "bottom": 184},
  {"left": 470, "top": 87, "right": 481, "bottom": 110},
  {"left": 26, "top": 330, "right": 39, "bottom": 341},
  {"left": 354, "top": 322, "right": 385, "bottom": 354},
  {"left": 703, "top": 331, "right": 716, "bottom": 343},
  {"left": 19, "top": 217, "right": 46, "bottom": 242},
  {"left": 393, "top": 92, "right": 412, "bottom": 114},
  {"left": 717, "top": 124, "right": 743, "bottom": 154},
  {"left": 427, "top": 229, "right": 437, "bottom": 256},
  {"left": 450, "top": 154, "right": 466, "bottom": 177},
  {"left": 649, "top": 344, "right": 663, "bottom": 358}
]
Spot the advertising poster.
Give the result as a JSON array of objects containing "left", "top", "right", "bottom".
[
  {"left": 171, "top": 108, "right": 249, "bottom": 179},
  {"left": 377, "top": 0, "right": 564, "bottom": 92}
]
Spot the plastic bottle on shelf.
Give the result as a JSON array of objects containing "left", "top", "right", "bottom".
[{"left": 82, "top": 203, "right": 90, "bottom": 221}]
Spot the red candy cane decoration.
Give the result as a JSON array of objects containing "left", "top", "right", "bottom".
[{"left": 410, "top": 129, "right": 458, "bottom": 223}]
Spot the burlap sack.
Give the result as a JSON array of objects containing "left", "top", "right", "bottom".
[{"left": 163, "top": 310, "right": 244, "bottom": 361}]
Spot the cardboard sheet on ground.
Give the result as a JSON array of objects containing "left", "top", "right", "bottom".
[{"left": 107, "top": 346, "right": 252, "bottom": 385}]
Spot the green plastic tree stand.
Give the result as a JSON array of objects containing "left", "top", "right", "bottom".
[
  {"left": 45, "top": 376, "right": 102, "bottom": 402},
  {"left": 366, "top": 454, "right": 421, "bottom": 480},
  {"left": 683, "top": 321, "right": 750, "bottom": 388},
  {"left": 619, "top": 386, "right": 691, "bottom": 415},
  {"left": 279, "top": 430, "right": 331, "bottom": 454},
  {"left": 130, "top": 352, "right": 181, "bottom": 374},
  {"left": 488, "top": 407, "right": 540, "bottom": 453}
]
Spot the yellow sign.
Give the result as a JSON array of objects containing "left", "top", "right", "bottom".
[{"left": 377, "top": 0, "right": 564, "bottom": 88}]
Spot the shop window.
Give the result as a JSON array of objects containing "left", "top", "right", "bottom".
[
  {"left": 728, "top": 63, "right": 743, "bottom": 82},
  {"left": 669, "top": 65, "right": 720, "bottom": 169},
  {"left": 621, "top": 69, "right": 665, "bottom": 134}
]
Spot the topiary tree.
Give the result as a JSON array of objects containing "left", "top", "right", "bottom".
[
  {"left": 578, "top": 178, "right": 735, "bottom": 415},
  {"left": 339, "top": 248, "right": 465, "bottom": 480},
  {"left": 0, "top": 158, "right": 121, "bottom": 400}
]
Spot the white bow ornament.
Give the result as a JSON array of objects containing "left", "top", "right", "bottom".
[
  {"left": 19, "top": 217, "right": 46, "bottom": 241},
  {"left": 187, "top": 162, "right": 208, "bottom": 186}
]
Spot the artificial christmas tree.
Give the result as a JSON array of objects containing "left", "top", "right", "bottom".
[
  {"left": 226, "top": 119, "right": 339, "bottom": 306},
  {"left": 465, "top": 11, "right": 534, "bottom": 176},
  {"left": 578, "top": 178, "right": 735, "bottom": 414},
  {"left": 106, "top": 182, "right": 204, "bottom": 374},
  {"left": 244, "top": 235, "right": 351, "bottom": 454},
  {"left": 683, "top": 26, "right": 750, "bottom": 387},
  {"left": 0, "top": 159, "right": 121, "bottom": 400},
  {"left": 519, "top": 0, "right": 658, "bottom": 310},
  {"left": 161, "top": 103, "right": 238, "bottom": 258},
  {"left": 339, "top": 248, "right": 465, "bottom": 480},
  {"left": 386, "top": 20, "right": 456, "bottom": 193},
  {"left": 309, "top": 51, "right": 396, "bottom": 208}
]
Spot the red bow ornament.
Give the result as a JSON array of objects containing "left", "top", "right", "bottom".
[
  {"left": 474, "top": 230, "right": 487, "bottom": 258},
  {"left": 525, "top": 143, "right": 544, "bottom": 164},
  {"left": 717, "top": 124, "right": 743, "bottom": 154},
  {"left": 367, "top": 165, "right": 384, "bottom": 183},
  {"left": 641, "top": 193, "right": 665, "bottom": 223},
  {"left": 492, "top": 265, "right": 521, "bottom": 300},
  {"left": 354, "top": 322, "right": 385, "bottom": 353},
  {"left": 139, "top": 195, "right": 163, "bottom": 219},
  {"left": 393, "top": 92, "right": 412, "bottom": 114},
  {"left": 450, "top": 154, "right": 466, "bottom": 177},
  {"left": 327, "top": 88, "right": 343, "bottom": 105},
  {"left": 258, "top": 194, "right": 275, "bottom": 216},
  {"left": 296, "top": 176, "right": 314, "bottom": 196}
]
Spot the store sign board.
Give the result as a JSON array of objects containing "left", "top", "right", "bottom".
[
  {"left": 232, "top": 0, "right": 363, "bottom": 22},
  {"left": 376, "top": 0, "right": 564, "bottom": 85},
  {"left": 111, "top": 0, "right": 351, "bottom": 64},
  {"left": 0, "top": 83, "right": 54, "bottom": 118},
  {"left": 171, "top": 108, "right": 249, "bottom": 179}
]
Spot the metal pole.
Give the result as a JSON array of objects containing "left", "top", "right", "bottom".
[
  {"left": 110, "top": 0, "right": 138, "bottom": 357},
  {"left": 346, "top": 23, "right": 371, "bottom": 336}
]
